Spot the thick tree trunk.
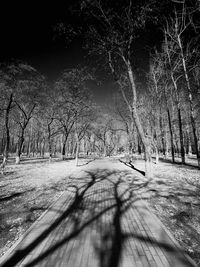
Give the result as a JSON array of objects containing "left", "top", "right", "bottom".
[
  {"left": 61, "top": 135, "right": 68, "bottom": 160},
  {"left": 41, "top": 139, "right": 45, "bottom": 158},
  {"left": 66, "top": 139, "right": 70, "bottom": 157},
  {"left": 15, "top": 155, "right": 20, "bottom": 165},
  {"left": 54, "top": 143, "right": 57, "bottom": 157},
  {"left": 15, "top": 135, "right": 24, "bottom": 164},
  {"left": 155, "top": 144, "right": 159, "bottom": 164},
  {"left": 155, "top": 148, "right": 159, "bottom": 164},
  {"left": 131, "top": 108, "right": 152, "bottom": 178},
  {"left": 125, "top": 124, "right": 133, "bottom": 156},
  {"left": 126, "top": 64, "right": 152, "bottom": 178},
  {"left": 144, "top": 145, "right": 153, "bottom": 178},
  {"left": 138, "top": 138, "right": 142, "bottom": 155},
  {"left": 185, "top": 130, "right": 192, "bottom": 156},
  {"left": 26, "top": 137, "right": 31, "bottom": 157},
  {"left": 72, "top": 143, "right": 76, "bottom": 158},
  {"left": 61, "top": 142, "right": 66, "bottom": 160},
  {"left": 128, "top": 140, "right": 133, "bottom": 155},
  {"left": 152, "top": 138, "right": 159, "bottom": 165},
  {"left": 109, "top": 53, "right": 152, "bottom": 177}
]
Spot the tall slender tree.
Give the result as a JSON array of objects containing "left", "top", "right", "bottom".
[
  {"left": 164, "top": 3, "right": 200, "bottom": 166},
  {"left": 76, "top": 0, "right": 163, "bottom": 178}
]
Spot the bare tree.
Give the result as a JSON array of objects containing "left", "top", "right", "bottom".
[
  {"left": 0, "top": 62, "right": 45, "bottom": 165},
  {"left": 78, "top": 0, "right": 162, "bottom": 178},
  {"left": 163, "top": 32, "right": 186, "bottom": 163},
  {"left": 55, "top": 67, "right": 94, "bottom": 164},
  {"left": 164, "top": 3, "right": 200, "bottom": 166},
  {"left": 149, "top": 51, "right": 177, "bottom": 163}
]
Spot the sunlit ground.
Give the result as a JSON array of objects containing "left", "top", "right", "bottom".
[{"left": 0, "top": 155, "right": 199, "bottom": 266}]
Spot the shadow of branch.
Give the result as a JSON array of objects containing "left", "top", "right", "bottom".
[{"left": 119, "top": 159, "right": 145, "bottom": 176}]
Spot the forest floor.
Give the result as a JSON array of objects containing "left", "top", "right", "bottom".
[
  {"left": 130, "top": 155, "right": 200, "bottom": 266},
  {"left": 0, "top": 156, "right": 93, "bottom": 258},
  {"left": 0, "top": 155, "right": 199, "bottom": 266}
]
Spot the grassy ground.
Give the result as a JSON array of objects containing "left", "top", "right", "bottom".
[{"left": 0, "top": 156, "right": 90, "bottom": 257}]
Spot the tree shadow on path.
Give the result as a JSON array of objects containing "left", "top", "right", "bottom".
[
  {"left": 119, "top": 159, "right": 145, "bottom": 176},
  {"left": 0, "top": 168, "right": 195, "bottom": 267}
]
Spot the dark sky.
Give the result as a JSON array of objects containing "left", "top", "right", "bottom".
[
  {"left": 0, "top": 2, "right": 82, "bottom": 74},
  {"left": 0, "top": 1, "right": 159, "bottom": 103},
  {"left": 0, "top": 1, "right": 116, "bottom": 103}
]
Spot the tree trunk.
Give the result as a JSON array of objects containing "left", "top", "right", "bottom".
[
  {"left": 15, "top": 155, "right": 20, "bottom": 165},
  {"left": 109, "top": 53, "right": 152, "bottom": 177},
  {"left": 178, "top": 35, "right": 200, "bottom": 168},
  {"left": 127, "top": 65, "right": 152, "bottom": 178},
  {"left": 26, "top": 137, "right": 31, "bottom": 157},
  {"left": 177, "top": 107, "right": 185, "bottom": 164},
  {"left": 155, "top": 144, "right": 159, "bottom": 164},
  {"left": 159, "top": 113, "right": 166, "bottom": 158},
  {"left": 1, "top": 134, "right": 5, "bottom": 155},
  {"left": 144, "top": 145, "right": 153, "bottom": 178},
  {"left": 186, "top": 130, "right": 192, "bottom": 156},
  {"left": 72, "top": 142, "right": 76, "bottom": 158},
  {"left": 32, "top": 140, "right": 35, "bottom": 157},
  {"left": 75, "top": 132, "right": 79, "bottom": 166},
  {"left": 167, "top": 108, "right": 175, "bottom": 163},
  {"left": 61, "top": 135, "right": 67, "bottom": 160},
  {"left": 138, "top": 137, "right": 142, "bottom": 155},
  {"left": 47, "top": 119, "right": 53, "bottom": 162},
  {"left": 130, "top": 108, "right": 152, "bottom": 178},
  {"left": 191, "top": 115, "right": 200, "bottom": 167},
  {"left": 165, "top": 136, "right": 169, "bottom": 159},
  {"left": 42, "top": 139, "right": 45, "bottom": 158},
  {"left": 15, "top": 135, "right": 24, "bottom": 164},
  {"left": 173, "top": 124, "right": 179, "bottom": 157},
  {"left": 3, "top": 93, "right": 13, "bottom": 165},
  {"left": 48, "top": 138, "right": 52, "bottom": 162},
  {"left": 54, "top": 140, "right": 57, "bottom": 157},
  {"left": 170, "top": 71, "right": 185, "bottom": 163},
  {"left": 61, "top": 142, "right": 66, "bottom": 160},
  {"left": 36, "top": 133, "right": 40, "bottom": 156},
  {"left": 103, "top": 141, "right": 107, "bottom": 157}
]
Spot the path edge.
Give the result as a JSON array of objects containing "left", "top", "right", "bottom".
[
  {"left": 140, "top": 197, "right": 198, "bottom": 267},
  {"left": 0, "top": 191, "right": 66, "bottom": 265}
]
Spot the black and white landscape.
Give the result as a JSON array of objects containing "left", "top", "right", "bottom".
[{"left": 0, "top": 1, "right": 200, "bottom": 266}]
